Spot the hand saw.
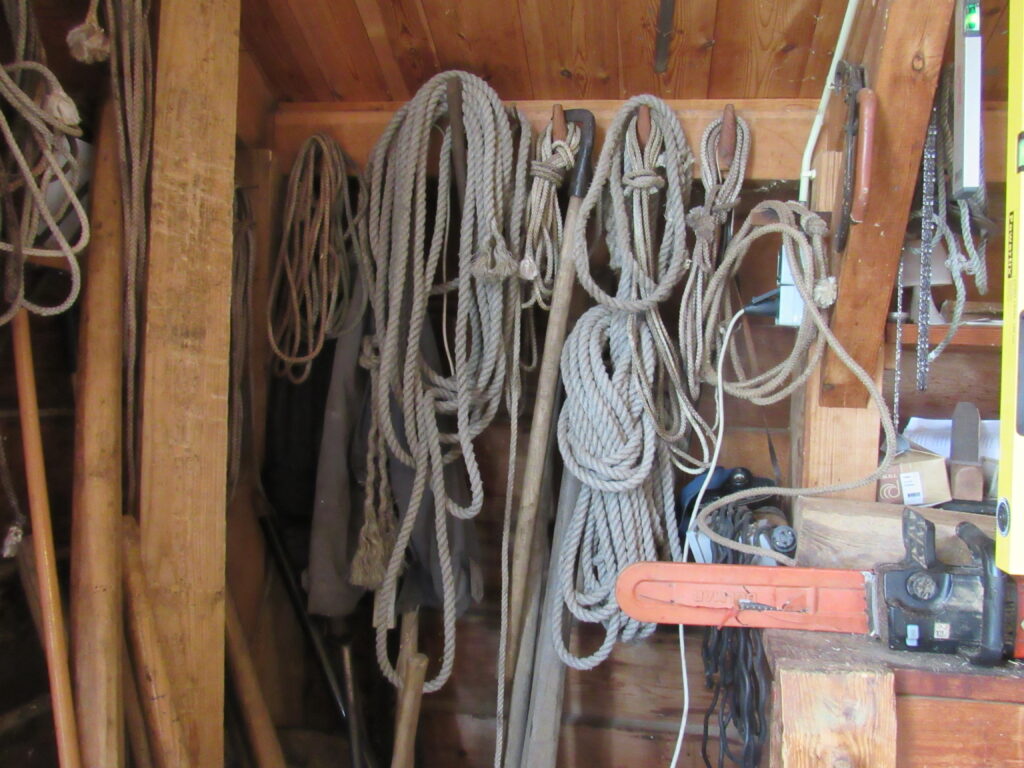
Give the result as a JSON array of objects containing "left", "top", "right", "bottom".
[{"left": 617, "top": 508, "right": 1024, "bottom": 666}]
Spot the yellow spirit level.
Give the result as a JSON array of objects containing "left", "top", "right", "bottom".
[{"left": 998, "top": 0, "right": 1024, "bottom": 572}]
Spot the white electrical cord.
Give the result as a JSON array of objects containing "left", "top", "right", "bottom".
[{"left": 669, "top": 307, "right": 744, "bottom": 768}]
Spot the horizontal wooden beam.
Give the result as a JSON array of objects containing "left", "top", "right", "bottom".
[
  {"left": 273, "top": 98, "right": 817, "bottom": 180},
  {"left": 273, "top": 99, "right": 1008, "bottom": 183}
]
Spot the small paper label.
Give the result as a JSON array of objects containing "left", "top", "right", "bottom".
[
  {"left": 934, "top": 622, "right": 951, "bottom": 640},
  {"left": 900, "top": 472, "right": 925, "bottom": 505}
]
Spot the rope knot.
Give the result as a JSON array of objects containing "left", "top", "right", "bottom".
[
  {"left": 66, "top": 21, "right": 110, "bottom": 64},
  {"left": 530, "top": 159, "right": 566, "bottom": 187},
  {"left": 622, "top": 168, "right": 665, "bottom": 195},
  {"left": 686, "top": 208, "right": 718, "bottom": 242},
  {"left": 518, "top": 256, "right": 539, "bottom": 281},
  {"left": 359, "top": 336, "right": 381, "bottom": 370},
  {"left": 813, "top": 276, "right": 838, "bottom": 308},
  {"left": 802, "top": 213, "right": 829, "bottom": 238},
  {"left": 471, "top": 234, "right": 518, "bottom": 282},
  {"left": 43, "top": 89, "right": 80, "bottom": 127}
]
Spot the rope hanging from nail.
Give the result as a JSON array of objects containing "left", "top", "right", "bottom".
[
  {"left": 357, "top": 70, "right": 530, "bottom": 693},
  {"left": 267, "top": 134, "right": 361, "bottom": 384}
]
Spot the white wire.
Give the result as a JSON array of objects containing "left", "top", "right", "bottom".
[{"left": 669, "top": 307, "right": 745, "bottom": 768}]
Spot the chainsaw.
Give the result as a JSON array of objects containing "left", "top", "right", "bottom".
[{"left": 617, "top": 507, "right": 1024, "bottom": 666}]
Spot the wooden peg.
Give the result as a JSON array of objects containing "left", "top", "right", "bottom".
[
  {"left": 552, "top": 103, "right": 567, "bottom": 142},
  {"left": 717, "top": 104, "right": 737, "bottom": 173},
  {"left": 636, "top": 104, "right": 652, "bottom": 150}
]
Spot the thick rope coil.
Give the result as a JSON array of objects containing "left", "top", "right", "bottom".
[
  {"left": 357, "top": 71, "right": 530, "bottom": 694},
  {"left": 0, "top": 0, "right": 89, "bottom": 326},
  {"left": 267, "top": 134, "right": 361, "bottom": 384},
  {"left": 552, "top": 97, "right": 690, "bottom": 671}
]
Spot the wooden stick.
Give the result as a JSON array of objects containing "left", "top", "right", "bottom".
[
  {"left": 123, "top": 637, "right": 156, "bottom": 768},
  {"left": 70, "top": 96, "right": 124, "bottom": 768},
  {"left": 11, "top": 308, "right": 82, "bottom": 768},
  {"left": 121, "top": 516, "right": 192, "bottom": 768},
  {"left": 225, "top": 593, "right": 287, "bottom": 768},
  {"left": 446, "top": 78, "right": 467, "bottom": 208},
  {"left": 390, "top": 653, "right": 428, "bottom": 768},
  {"left": 507, "top": 194, "right": 583, "bottom": 673}
]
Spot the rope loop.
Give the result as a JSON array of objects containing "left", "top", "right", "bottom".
[{"left": 622, "top": 167, "right": 665, "bottom": 195}]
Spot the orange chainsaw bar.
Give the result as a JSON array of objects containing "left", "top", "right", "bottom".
[{"left": 616, "top": 562, "right": 872, "bottom": 634}]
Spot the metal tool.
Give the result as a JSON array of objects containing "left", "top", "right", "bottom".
[{"left": 618, "top": 508, "right": 1024, "bottom": 666}]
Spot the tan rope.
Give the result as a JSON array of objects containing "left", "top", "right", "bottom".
[{"left": 267, "top": 134, "right": 360, "bottom": 384}]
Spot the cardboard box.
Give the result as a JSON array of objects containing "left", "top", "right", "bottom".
[{"left": 877, "top": 447, "right": 952, "bottom": 506}]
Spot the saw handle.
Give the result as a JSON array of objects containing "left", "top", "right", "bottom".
[{"left": 956, "top": 521, "right": 1007, "bottom": 666}]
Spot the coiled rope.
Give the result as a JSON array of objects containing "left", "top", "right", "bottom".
[
  {"left": 552, "top": 97, "right": 692, "bottom": 670},
  {"left": 0, "top": 0, "right": 89, "bottom": 326},
  {"left": 357, "top": 71, "right": 530, "bottom": 693},
  {"left": 267, "top": 134, "right": 360, "bottom": 384}
]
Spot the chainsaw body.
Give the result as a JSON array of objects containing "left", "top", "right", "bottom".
[{"left": 617, "top": 507, "right": 1024, "bottom": 666}]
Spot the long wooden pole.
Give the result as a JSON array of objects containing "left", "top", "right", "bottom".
[
  {"left": 507, "top": 194, "right": 582, "bottom": 672},
  {"left": 390, "top": 653, "right": 429, "bottom": 768},
  {"left": 225, "top": 593, "right": 287, "bottom": 768},
  {"left": 121, "top": 516, "right": 192, "bottom": 768},
  {"left": 11, "top": 309, "right": 82, "bottom": 768},
  {"left": 70, "top": 97, "right": 124, "bottom": 768}
]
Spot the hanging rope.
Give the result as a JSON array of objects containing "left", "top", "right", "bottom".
[
  {"left": 552, "top": 97, "right": 692, "bottom": 670},
  {"left": 267, "top": 134, "right": 360, "bottom": 384},
  {"left": 89, "top": 0, "right": 154, "bottom": 513},
  {"left": 519, "top": 120, "right": 580, "bottom": 370},
  {"left": 356, "top": 71, "right": 530, "bottom": 693},
  {"left": 0, "top": 0, "right": 89, "bottom": 326},
  {"left": 693, "top": 200, "right": 898, "bottom": 564}
]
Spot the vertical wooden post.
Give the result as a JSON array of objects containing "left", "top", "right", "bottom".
[
  {"left": 139, "top": 1, "right": 240, "bottom": 765},
  {"left": 70, "top": 97, "right": 124, "bottom": 768},
  {"left": 819, "top": 0, "right": 956, "bottom": 407},
  {"left": 773, "top": 664, "right": 896, "bottom": 768}
]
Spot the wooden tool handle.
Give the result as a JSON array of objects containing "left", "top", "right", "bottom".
[
  {"left": 226, "top": 593, "right": 287, "bottom": 768},
  {"left": 122, "top": 516, "right": 192, "bottom": 768},
  {"left": 12, "top": 309, "right": 82, "bottom": 768},
  {"left": 390, "top": 653, "right": 429, "bottom": 768},
  {"left": 851, "top": 88, "right": 877, "bottom": 223}
]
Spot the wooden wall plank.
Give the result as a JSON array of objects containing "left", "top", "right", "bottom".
[
  {"left": 983, "top": 0, "right": 1009, "bottom": 102},
  {"left": 279, "top": 0, "right": 392, "bottom": 101},
  {"left": 272, "top": 98, "right": 818, "bottom": 179},
  {"left": 139, "top": 1, "right": 240, "bottom": 764},
  {"left": 352, "top": 0, "right": 413, "bottom": 100},
  {"left": 896, "top": 697, "right": 1024, "bottom": 767},
  {"left": 241, "top": 0, "right": 333, "bottom": 101},
  {"left": 708, "top": 0, "right": 823, "bottom": 98},
  {"left": 369, "top": 0, "right": 442, "bottom": 95},
  {"left": 237, "top": 46, "right": 278, "bottom": 149},
  {"left": 418, "top": 0, "right": 534, "bottom": 96},
  {"left": 799, "top": 0, "right": 846, "bottom": 97},
  {"left": 775, "top": 664, "right": 897, "bottom": 768},
  {"left": 820, "top": 0, "right": 955, "bottom": 407},
  {"left": 615, "top": 0, "right": 718, "bottom": 98},
  {"left": 520, "top": 0, "right": 618, "bottom": 99}
]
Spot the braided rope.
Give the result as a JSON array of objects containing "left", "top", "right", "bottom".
[
  {"left": 357, "top": 71, "right": 529, "bottom": 694},
  {"left": 552, "top": 98, "right": 690, "bottom": 670}
]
